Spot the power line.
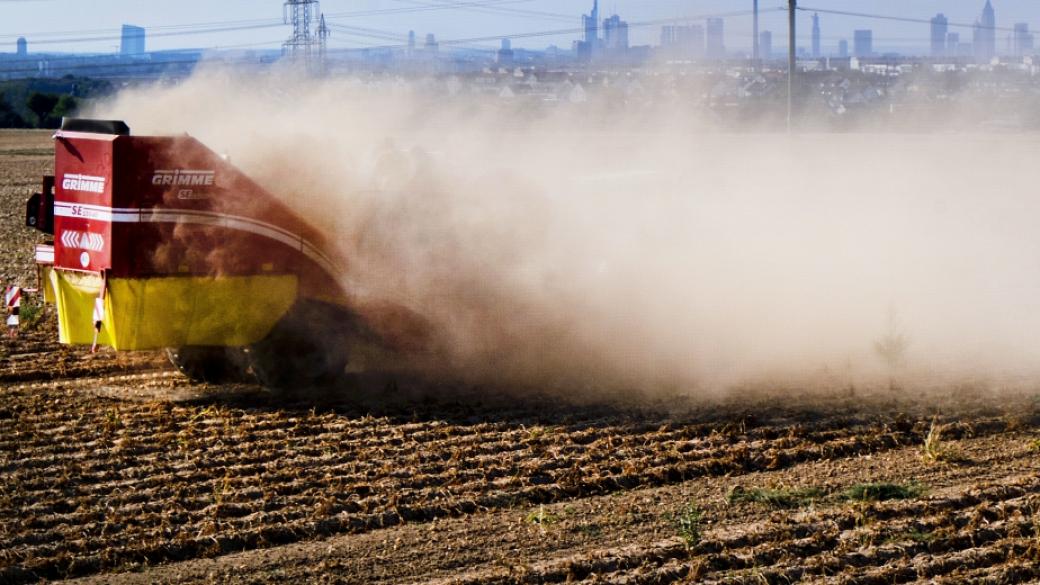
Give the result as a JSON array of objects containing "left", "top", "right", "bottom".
[
  {"left": 322, "top": 0, "right": 545, "bottom": 20},
  {"left": 0, "top": 0, "right": 541, "bottom": 45},
  {"left": 324, "top": 8, "right": 775, "bottom": 52},
  {"left": 798, "top": 6, "right": 1028, "bottom": 35},
  {"left": 389, "top": 0, "right": 574, "bottom": 23},
  {"left": 325, "top": 23, "right": 410, "bottom": 44},
  {"left": 10, "top": 23, "right": 286, "bottom": 47},
  {"left": 1, "top": 5, "right": 788, "bottom": 63},
  {"left": 0, "top": 18, "right": 284, "bottom": 41}
]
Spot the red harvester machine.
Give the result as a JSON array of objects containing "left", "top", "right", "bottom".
[{"left": 26, "top": 118, "right": 398, "bottom": 388}]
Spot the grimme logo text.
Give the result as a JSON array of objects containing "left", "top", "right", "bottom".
[
  {"left": 153, "top": 170, "right": 215, "bottom": 187},
  {"left": 61, "top": 174, "right": 105, "bottom": 194}
]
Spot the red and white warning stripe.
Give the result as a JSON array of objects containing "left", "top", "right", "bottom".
[{"left": 5, "top": 286, "right": 21, "bottom": 309}]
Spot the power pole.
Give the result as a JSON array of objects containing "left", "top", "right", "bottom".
[
  {"left": 283, "top": 0, "right": 327, "bottom": 74},
  {"left": 318, "top": 13, "right": 330, "bottom": 75},
  {"left": 788, "top": 0, "right": 796, "bottom": 131},
  {"left": 753, "top": 0, "right": 759, "bottom": 69}
]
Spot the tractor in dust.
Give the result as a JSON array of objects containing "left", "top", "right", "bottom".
[{"left": 25, "top": 118, "right": 415, "bottom": 388}]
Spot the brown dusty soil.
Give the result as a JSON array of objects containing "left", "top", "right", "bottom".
[{"left": 1, "top": 130, "right": 1040, "bottom": 585}]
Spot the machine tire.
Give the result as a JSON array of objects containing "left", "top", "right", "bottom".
[
  {"left": 247, "top": 300, "right": 354, "bottom": 391},
  {"left": 166, "top": 346, "right": 250, "bottom": 384}
]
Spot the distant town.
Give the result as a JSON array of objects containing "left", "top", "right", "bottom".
[
  {"left": 1, "top": 1, "right": 1034, "bottom": 79},
  {"left": 1, "top": 0, "right": 1038, "bottom": 132}
]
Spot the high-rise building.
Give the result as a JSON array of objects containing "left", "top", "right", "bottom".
[
  {"left": 576, "top": 0, "right": 600, "bottom": 60},
  {"left": 407, "top": 30, "right": 416, "bottom": 54},
  {"left": 603, "top": 14, "right": 629, "bottom": 51},
  {"left": 759, "top": 30, "right": 772, "bottom": 60},
  {"left": 811, "top": 13, "right": 821, "bottom": 58},
  {"left": 583, "top": 1, "right": 599, "bottom": 46},
  {"left": 973, "top": 0, "right": 996, "bottom": 62},
  {"left": 931, "top": 14, "right": 948, "bottom": 57},
  {"left": 120, "top": 24, "right": 145, "bottom": 56},
  {"left": 424, "top": 33, "right": 438, "bottom": 52},
  {"left": 853, "top": 30, "right": 872, "bottom": 58},
  {"left": 660, "top": 25, "right": 704, "bottom": 58},
  {"left": 16, "top": 37, "right": 26, "bottom": 56},
  {"left": 497, "top": 38, "right": 514, "bottom": 65},
  {"left": 1014, "top": 23, "right": 1034, "bottom": 56},
  {"left": 753, "top": 0, "right": 760, "bottom": 62},
  {"left": 947, "top": 32, "right": 961, "bottom": 55},
  {"left": 839, "top": 39, "right": 849, "bottom": 58},
  {"left": 706, "top": 18, "right": 725, "bottom": 59}
]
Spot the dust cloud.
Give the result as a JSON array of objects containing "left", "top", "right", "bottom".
[{"left": 94, "top": 67, "right": 1040, "bottom": 394}]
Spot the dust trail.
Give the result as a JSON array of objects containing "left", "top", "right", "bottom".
[{"left": 94, "top": 67, "right": 1040, "bottom": 393}]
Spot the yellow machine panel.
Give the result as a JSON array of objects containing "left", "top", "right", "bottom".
[{"left": 50, "top": 271, "right": 298, "bottom": 350}]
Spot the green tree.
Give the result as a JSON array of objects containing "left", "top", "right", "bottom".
[
  {"left": 0, "top": 93, "right": 26, "bottom": 128},
  {"left": 52, "top": 94, "right": 78, "bottom": 120},
  {"left": 26, "top": 92, "right": 59, "bottom": 128}
]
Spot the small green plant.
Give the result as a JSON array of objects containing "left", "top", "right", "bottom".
[
  {"left": 526, "top": 426, "right": 549, "bottom": 440},
  {"left": 728, "top": 486, "right": 825, "bottom": 509},
  {"left": 923, "top": 417, "right": 945, "bottom": 460},
  {"left": 101, "top": 408, "right": 124, "bottom": 435},
  {"left": 672, "top": 501, "right": 702, "bottom": 549},
  {"left": 1028, "top": 438, "right": 1040, "bottom": 453},
  {"left": 574, "top": 521, "right": 602, "bottom": 537},
  {"left": 922, "top": 417, "right": 967, "bottom": 464},
  {"left": 842, "top": 482, "right": 925, "bottom": 502},
  {"left": 17, "top": 300, "right": 44, "bottom": 331},
  {"left": 883, "top": 527, "right": 935, "bottom": 545},
  {"left": 213, "top": 472, "right": 232, "bottom": 508},
  {"left": 525, "top": 505, "right": 559, "bottom": 527}
]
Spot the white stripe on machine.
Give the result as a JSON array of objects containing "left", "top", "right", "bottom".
[
  {"left": 35, "top": 244, "right": 55, "bottom": 264},
  {"left": 53, "top": 203, "right": 339, "bottom": 277}
]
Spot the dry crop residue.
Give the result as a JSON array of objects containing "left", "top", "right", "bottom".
[
  {"left": 4, "top": 379, "right": 1037, "bottom": 585},
  {"left": 0, "top": 131, "right": 1039, "bottom": 585}
]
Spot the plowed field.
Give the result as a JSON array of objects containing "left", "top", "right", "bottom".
[{"left": 2, "top": 130, "right": 1039, "bottom": 584}]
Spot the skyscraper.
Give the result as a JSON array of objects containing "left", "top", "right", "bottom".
[
  {"left": 931, "top": 14, "right": 948, "bottom": 57},
  {"left": 839, "top": 39, "right": 849, "bottom": 58},
  {"left": 424, "top": 33, "right": 438, "bottom": 52},
  {"left": 407, "top": 30, "right": 416, "bottom": 54},
  {"left": 16, "top": 37, "right": 26, "bottom": 56},
  {"left": 753, "top": 0, "right": 760, "bottom": 62},
  {"left": 1014, "top": 23, "right": 1034, "bottom": 56},
  {"left": 811, "top": 13, "right": 821, "bottom": 58},
  {"left": 603, "top": 14, "right": 629, "bottom": 52},
  {"left": 853, "top": 30, "right": 872, "bottom": 58},
  {"left": 497, "top": 38, "right": 514, "bottom": 65},
  {"left": 120, "top": 25, "right": 145, "bottom": 56},
  {"left": 759, "top": 31, "right": 772, "bottom": 60},
  {"left": 583, "top": 1, "right": 599, "bottom": 46},
  {"left": 947, "top": 32, "right": 961, "bottom": 56},
  {"left": 973, "top": 0, "right": 996, "bottom": 62},
  {"left": 660, "top": 25, "right": 704, "bottom": 58},
  {"left": 577, "top": 0, "right": 600, "bottom": 60},
  {"left": 706, "top": 18, "right": 725, "bottom": 59}
]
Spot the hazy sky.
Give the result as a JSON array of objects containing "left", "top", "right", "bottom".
[{"left": 0, "top": 1, "right": 1037, "bottom": 55}]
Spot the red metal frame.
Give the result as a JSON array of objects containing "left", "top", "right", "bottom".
[{"left": 52, "top": 130, "right": 348, "bottom": 303}]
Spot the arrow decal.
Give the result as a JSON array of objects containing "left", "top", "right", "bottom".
[{"left": 60, "top": 230, "right": 104, "bottom": 252}]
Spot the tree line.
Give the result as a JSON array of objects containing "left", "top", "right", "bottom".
[
  {"left": 0, "top": 92, "right": 78, "bottom": 129},
  {"left": 0, "top": 76, "right": 112, "bottom": 129}
]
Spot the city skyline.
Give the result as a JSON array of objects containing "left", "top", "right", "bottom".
[{"left": 0, "top": 1, "right": 1038, "bottom": 56}]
